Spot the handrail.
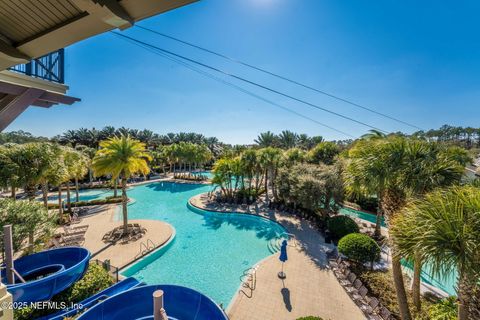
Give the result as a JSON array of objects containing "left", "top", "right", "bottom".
[
  {"left": 11, "top": 268, "right": 26, "bottom": 284},
  {"left": 280, "top": 232, "right": 298, "bottom": 247},
  {"left": 135, "top": 238, "right": 156, "bottom": 259},
  {"left": 239, "top": 266, "right": 257, "bottom": 298},
  {"left": 146, "top": 239, "right": 156, "bottom": 250}
]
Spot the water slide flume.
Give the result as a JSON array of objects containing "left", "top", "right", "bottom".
[
  {"left": 40, "top": 277, "right": 145, "bottom": 320},
  {"left": 0, "top": 247, "right": 90, "bottom": 303},
  {"left": 77, "top": 284, "right": 229, "bottom": 320}
]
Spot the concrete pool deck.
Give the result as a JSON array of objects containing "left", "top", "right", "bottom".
[
  {"left": 58, "top": 204, "right": 174, "bottom": 269},
  {"left": 189, "top": 193, "right": 366, "bottom": 320}
]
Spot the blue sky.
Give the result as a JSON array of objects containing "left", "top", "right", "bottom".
[{"left": 8, "top": 0, "right": 480, "bottom": 144}]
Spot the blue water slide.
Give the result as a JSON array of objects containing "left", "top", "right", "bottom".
[
  {"left": 39, "top": 277, "right": 145, "bottom": 320},
  {"left": 77, "top": 284, "right": 229, "bottom": 320},
  {"left": 1, "top": 247, "right": 90, "bottom": 303}
]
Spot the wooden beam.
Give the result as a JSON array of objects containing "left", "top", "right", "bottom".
[
  {"left": 0, "top": 88, "right": 43, "bottom": 131},
  {"left": 0, "top": 81, "right": 80, "bottom": 105},
  {"left": 0, "top": 39, "right": 31, "bottom": 60},
  {"left": 72, "top": 0, "right": 134, "bottom": 30}
]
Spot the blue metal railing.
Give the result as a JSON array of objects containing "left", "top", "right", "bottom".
[{"left": 8, "top": 49, "right": 65, "bottom": 84}]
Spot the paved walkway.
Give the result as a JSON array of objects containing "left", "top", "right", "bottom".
[
  {"left": 190, "top": 193, "right": 366, "bottom": 320},
  {"left": 58, "top": 205, "right": 173, "bottom": 269}
]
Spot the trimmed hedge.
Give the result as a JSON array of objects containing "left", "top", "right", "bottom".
[
  {"left": 338, "top": 233, "right": 380, "bottom": 264},
  {"left": 327, "top": 215, "right": 359, "bottom": 239},
  {"left": 47, "top": 197, "right": 123, "bottom": 209},
  {"left": 14, "top": 263, "right": 114, "bottom": 320}
]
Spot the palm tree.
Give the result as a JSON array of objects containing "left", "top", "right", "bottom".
[
  {"left": 391, "top": 186, "right": 480, "bottom": 320},
  {"left": 344, "top": 136, "right": 466, "bottom": 319},
  {"left": 278, "top": 130, "right": 298, "bottom": 149},
  {"left": 259, "top": 147, "right": 282, "bottom": 202},
  {"left": 361, "top": 129, "right": 387, "bottom": 140},
  {"left": 92, "top": 135, "right": 151, "bottom": 234},
  {"left": 254, "top": 131, "right": 278, "bottom": 148}
]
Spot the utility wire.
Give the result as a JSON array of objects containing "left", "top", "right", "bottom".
[
  {"left": 113, "top": 33, "right": 356, "bottom": 138},
  {"left": 136, "top": 25, "right": 422, "bottom": 131},
  {"left": 112, "top": 31, "right": 388, "bottom": 133}
]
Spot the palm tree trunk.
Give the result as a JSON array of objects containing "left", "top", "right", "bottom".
[
  {"left": 382, "top": 189, "right": 412, "bottom": 320},
  {"left": 58, "top": 187, "right": 63, "bottom": 221},
  {"left": 121, "top": 175, "right": 129, "bottom": 235},
  {"left": 412, "top": 253, "right": 422, "bottom": 311},
  {"left": 113, "top": 178, "right": 118, "bottom": 197},
  {"left": 66, "top": 183, "right": 71, "bottom": 212},
  {"left": 75, "top": 178, "right": 80, "bottom": 202},
  {"left": 457, "top": 272, "right": 470, "bottom": 320},
  {"left": 374, "top": 210, "right": 383, "bottom": 238},
  {"left": 11, "top": 184, "right": 16, "bottom": 200},
  {"left": 42, "top": 182, "right": 49, "bottom": 208},
  {"left": 264, "top": 169, "right": 269, "bottom": 203},
  {"left": 88, "top": 169, "right": 93, "bottom": 187}
]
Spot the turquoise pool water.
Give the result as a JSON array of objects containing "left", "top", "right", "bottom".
[
  {"left": 339, "top": 206, "right": 387, "bottom": 227},
  {"left": 45, "top": 188, "right": 114, "bottom": 203},
  {"left": 120, "top": 181, "right": 286, "bottom": 307}
]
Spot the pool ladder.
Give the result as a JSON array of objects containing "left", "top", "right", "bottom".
[
  {"left": 135, "top": 238, "right": 156, "bottom": 259},
  {"left": 239, "top": 266, "right": 257, "bottom": 298}
]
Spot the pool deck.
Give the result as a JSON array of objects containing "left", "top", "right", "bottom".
[
  {"left": 58, "top": 205, "right": 174, "bottom": 269},
  {"left": 189, "top": 193, "right": 366, "bottom": 320}
]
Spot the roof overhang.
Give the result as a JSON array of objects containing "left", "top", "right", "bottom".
[
  {"left": 0, "top": 0, "right": 198, "bottom": 71},
  {"left": 0, "top": 71, "right": 80, "bottom": 131}
]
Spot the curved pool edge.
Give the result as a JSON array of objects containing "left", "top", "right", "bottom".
[
  {"left": 120, "top": 225, "right": 177, "bottom": 275},
  {"left": 187, "top": 194, "right": 290, "bottom": 234},
  {"left": 187, "top": 194, "right": 292, "bottom": 311}
]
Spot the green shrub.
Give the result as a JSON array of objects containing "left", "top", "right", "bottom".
[
  {"left": 428, "top": 297, "right": 457, "bottom": 320},
  {"left": 296, "top": 317, "right": 323, "bottom": 320},
  {"left": 47, "top": 197, "right": 123, "bottom": 209},
  {"left": 338, "top": 233, "right": 380, "bottom": 264},
  {"left": 327, "top": 215, "right": 359, "bottom": 239},
  {"left": 14, "top": 263, "right": 114, "bottom": 320}
]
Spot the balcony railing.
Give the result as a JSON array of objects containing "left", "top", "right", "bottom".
[{"left": 8, "top": 49, "right": 65, "bottom": 84}]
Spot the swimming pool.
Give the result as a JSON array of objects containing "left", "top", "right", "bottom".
[
  {"left": 120, "top": 181, "right": 286, "bottom": 307},
  {"left": 339, "top": 206, "right": 386, "bottom": 227},
  {"left": 45, "top": 188, "right": 114, "bottom": 203}
]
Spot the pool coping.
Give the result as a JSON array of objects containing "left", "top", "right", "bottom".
[{"left": 117, "top": 225, "right": 177, "bottom": 273}]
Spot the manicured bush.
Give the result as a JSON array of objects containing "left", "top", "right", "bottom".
[
  {"left": 338, "top": 233, "right": 380, "bottom": 264},
  {"left": 327, "top": 215, "right": 359, "bottom": 239},
  {"left": 427, "top": 297, "right": 457, "bottom": 320},
  {"left": 14, "top": 263, "right": 115, "bottom": 320}
]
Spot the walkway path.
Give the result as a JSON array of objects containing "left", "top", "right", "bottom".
[
  {"left": 190, "top": 193, "right": 365, "bottom": 320},
  {"left": 59, "top": 205, "right": 174, "bottom": 269}
]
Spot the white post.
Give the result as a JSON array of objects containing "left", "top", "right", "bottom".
[
  {"left": 3, "top": 225, "right": 14, "bottom": 285},
  {"left": 153, "top": 290, "right": 168, "bottom": 320}
]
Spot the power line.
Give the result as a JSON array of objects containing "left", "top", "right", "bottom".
[
  {"left": 112, "top": 31, "right": 388, "bottom": 133},
  {"left": 136, "top": 25, "right": 422, "bottom": 131},
  {"left": 113, "top": 33, "right": 356, "bottom": 138}
]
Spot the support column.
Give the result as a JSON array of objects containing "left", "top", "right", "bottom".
[
  {"left": 0, "top": 225, "right": 14, "bottom": 320},
  {"left": 3, "top": 225, "right": 14, "bottom": 285}
]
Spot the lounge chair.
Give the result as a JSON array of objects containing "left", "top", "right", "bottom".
[
  {"left": 345, "top": 278, "right": 362, "bottom": 293},
  {"left": 359, "top": 297, "right": 380, "bottom": 314},
  {"left": 351, "top": 285, "right": 368, "bottom": 301}
]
